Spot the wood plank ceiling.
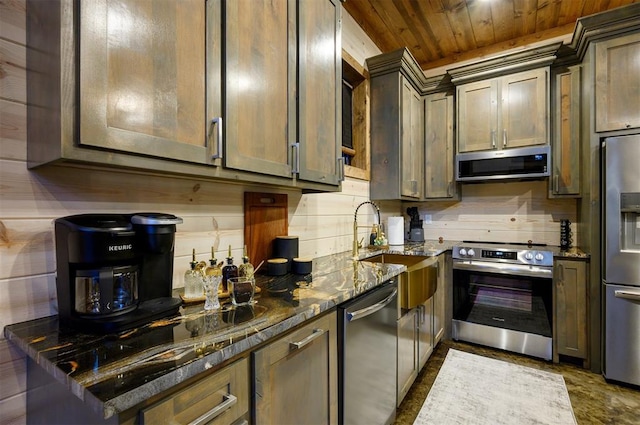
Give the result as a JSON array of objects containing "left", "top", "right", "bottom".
[{"left": 343, "top": 0, "right": 639, "bottom": 70}]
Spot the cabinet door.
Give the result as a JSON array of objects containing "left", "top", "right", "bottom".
[
  {"left": 425, "top": 92, "right": 457, "bottom": 199},
  {"left": 554, "top": 260, "right": 588, "bottom": 361},
  {"left": 433, "top": 254, "right": 446, "bottom": 346},
  {"left": 79, "top": 0, "right": 215, "bottom": 164},
  {"left": 595, "top": 33, "right": 640, "bottom": 132},
  {"left": 401, "top": 79, "right": 423, "bottom": 199},
  {"left": 253, "top": 311, "right": 337, "bottom": 425},
  {"left": 224, "top": 0, "right": 294, "bottom": 177},
  {"left": 457, "top": 78, "right": 498, "bottom": 152},
  {"left": 418, "top": 300, "right": 434, "bottom": 370},
  {"left": 551, "top": 67, "right": 581, "bottom": 196},
  {"left": 297, "top": 0, "right": 342, "bottom": 186},
  {"left": 500, "top": 68, "right": 548, "bottom": 149},
  {"left": 397, "top": 309, "right": 418, "bottom": 406},
  {"left": 140, "top": 357, "right": 249, "bottom": 425}
]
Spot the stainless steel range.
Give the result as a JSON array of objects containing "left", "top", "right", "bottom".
[{"left": 452, "top": 242, "right": 554, "bottom": 360}]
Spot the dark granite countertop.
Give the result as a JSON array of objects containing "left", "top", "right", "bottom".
[
  {"left": 3, "top": 241, "right": 586, "bottom": 419},
  {"left": 5, "top": 249, "right": 440, "bottom": 419}
]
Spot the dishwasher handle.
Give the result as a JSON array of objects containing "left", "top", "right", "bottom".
[{"left": 347, "top": 286, "right": 397, "bottom": 322}]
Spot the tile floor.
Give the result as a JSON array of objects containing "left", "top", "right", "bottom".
[{"left": 394, "top": 340, "right": 640, "bottom": 425}]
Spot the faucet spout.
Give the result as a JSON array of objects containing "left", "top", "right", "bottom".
[{"left": 353, "top": 201, "right": 381, "bottom": 256}]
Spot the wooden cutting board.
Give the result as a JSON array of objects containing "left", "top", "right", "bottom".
[{"left": 244, "top": 192, "right": 288, "bottom": 270}]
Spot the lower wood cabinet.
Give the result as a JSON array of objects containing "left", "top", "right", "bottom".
[
  {"left": 397, "top": 308, "right": 419, "bottom": 406},
  {"left": 252, "top": 311, "right": 338, "bottom": 424},
  {"left": 417, "top": 299, "right": 435, "bottom": 371},
  {"left": 140, "top": 358, "right": 249, "bottom": 425},
  {"left": 397, "top": 297, "right": 435, "bottom": 406},
  {"left": 433, "top": 254, "right": 447, "bottom": 346},
  {"left": 553, "top": 258, "right": 589, "bottom": 367}
]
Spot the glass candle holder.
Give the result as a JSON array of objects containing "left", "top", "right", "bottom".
[
  {"left": 203, "top": 274, "right": 222, "bottom": 310},
  {"left": 228, "top": 276, "right": 256, "bottom": 306}
]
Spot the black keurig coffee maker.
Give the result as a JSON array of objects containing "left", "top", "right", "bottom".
[{"left": 54, "top": 213, "right": 183, "bottom": 333}]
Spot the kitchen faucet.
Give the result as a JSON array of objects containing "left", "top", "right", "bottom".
[{"left": 353, "top": 201, "right": 381, "bottom": 256}]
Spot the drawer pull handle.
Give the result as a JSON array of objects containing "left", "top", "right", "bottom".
[
  {"left": 210, "top": 117, "right": 223, "bottom": 161},
  {"left": 289, "top": 328, "right": 326, "bottom": 351},
  {"left": 188, "top": 393, "right": 237, "bottom": 425}
]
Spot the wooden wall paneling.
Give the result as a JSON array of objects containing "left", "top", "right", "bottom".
[
  {"left": 0, "top": 39, "right": 26, "bottom": 104},
  {"left": 340, "top": 8, "right": 381, "bottom": 66},
  {"left": 0, "top": 392, "right": 26, "bottom": 425},
  {"left": 0, "top": 340, "right": 26, "bottom": 400},
  {"left": 0, "top": 100, "right": 27, "bottom": 161},
  {"left": 0, "top": 275, "right": 57, "bottom": 333},
  {"left": 0, "top": 219, "right": 54, "bottom": 280},
  {"left": 0, "top": 0, "right": 25, "bottom": 44}
]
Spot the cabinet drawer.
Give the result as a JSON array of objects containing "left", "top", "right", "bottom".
[{"left": 140, "top": 357, "right": 249, "bottom": 425}]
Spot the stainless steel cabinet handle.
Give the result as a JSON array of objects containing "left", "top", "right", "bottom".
[
  {"left": 291, "top": 142, "right": 300, "bottom": 174},
  {"left": 347, "top": 287, "right": 398, "bottom": 322},
  {"left": 188, "top": 393, "right": 237, "bottom": 425},
  {"left": 614, "top": 290, "right": 640, "bottom": 302},
  {"left": 289, "top": 328, "right": 326, "bottom": 351},
  {"left": 503, "top": 129, "right": 507, "bottom": 147},
  {"left": 210, "top": 117, "right": 223, "bottom": 161},
  {"left": 558, "top": 264, "right": 564, "bottom": 283},
  {"left": 337, "top": 157, "right": 345, "bottom": 182},
  {"left": 553, "top": 175, "right": 559, "bottom": 193},
  {"left": 491, "top": 130, "right": 496, "bottom": 149}
]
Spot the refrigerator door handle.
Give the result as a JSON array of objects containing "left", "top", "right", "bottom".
[{"left": 614, "top": 289, "right": 640, "bottom": 303}]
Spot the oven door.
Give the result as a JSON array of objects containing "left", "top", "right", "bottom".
[{"left": 452, "top": 260, "right": 553, "bottom": 360}]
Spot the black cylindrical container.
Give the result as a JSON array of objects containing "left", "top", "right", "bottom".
[
  {"left": 273, "top": 236, "right": 299, "bottom": 271},
  {"left": 131, "top": 213, "right": 183, "bottom": 301}
]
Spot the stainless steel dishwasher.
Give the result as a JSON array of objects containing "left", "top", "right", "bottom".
[{"left": 338, "top": 279, "right": 398, "bottom": 425}]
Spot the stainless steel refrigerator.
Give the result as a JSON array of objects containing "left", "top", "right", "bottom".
[{"left": 603, "top": 135, "right": 640, "bottom": 386}]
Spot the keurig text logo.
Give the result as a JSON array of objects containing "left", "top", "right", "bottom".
[{"left": 108, "top": 244, "right": 133, "bottom": 252}]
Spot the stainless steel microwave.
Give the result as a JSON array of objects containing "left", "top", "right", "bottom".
[{"left": 455, "top": 145, "right": 551, "bottom": 182}]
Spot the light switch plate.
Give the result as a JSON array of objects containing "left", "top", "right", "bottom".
[{"left": 424, "top": 214, "right": 432, "bottom": 224}]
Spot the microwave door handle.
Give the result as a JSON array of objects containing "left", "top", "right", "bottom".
[{"left": 614, "top": 289, "right": 640, "bottom": 303}]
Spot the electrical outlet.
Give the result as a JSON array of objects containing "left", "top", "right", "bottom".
[{"left": 424, "top": 214, "right": 432, "bottom": 224}]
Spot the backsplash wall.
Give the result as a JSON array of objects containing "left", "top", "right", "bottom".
[{"left": 406, "top": 180, "right": 578, "bottom": 247}]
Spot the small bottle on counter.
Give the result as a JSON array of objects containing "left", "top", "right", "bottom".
[
  {"left": 238, "top": 245, "right": 255, "bottom": 280},
  {"left": 203, "top": 247, "right": 222, "bottom": 310},
  {"left": 221, "top": 245, "right": 238, "bottom": 293},
  {"left": 184, "top": 248, "right": 204, "bottom": 299},
  {"left": 369, "top": 224, "right": 379, "bottom": 246}
]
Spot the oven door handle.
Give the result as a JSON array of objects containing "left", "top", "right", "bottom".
[{"left": 453, "top": 261, "right": 553, "bottom": 278}]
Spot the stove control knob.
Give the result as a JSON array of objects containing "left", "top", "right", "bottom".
[
  {"left": 459, "top": 248, "right": 467, "bottom": 257},
  {"left": 535, "top": 253, "right": 545, "bottom": 261},
  {"left": 467, "top": 249, "right": 475, "bottom": 257},
  {"left": 524, "top": 252, "right": 534, "bottom": 260}
]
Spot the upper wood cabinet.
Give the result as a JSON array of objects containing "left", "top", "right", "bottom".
[
  {"left": 26, "top": 0, "right": 341, "bottom": 191},
  {"left": 77, "top": 0, "right": 214, "bottom": 165},
  {"left": 224, "top": 0, "right": 294, "bottom": 178},
  {"left": 297, "top": 0, "right": 343, "bottom": 186},
  {"left": 368, "top": 49, "right": 425, "bottom": 201},
  {"left": 550, "top": 65, "right": 581, "bottom": 197},
  {"left": 595, "top": 32, "right": 640, "bottom": 133},
  {"left": 424, "top": 91, "right": 458, "bottom": 200},
  {"left": 457, "top": 68, "right": 549, "bottom": 153}
]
